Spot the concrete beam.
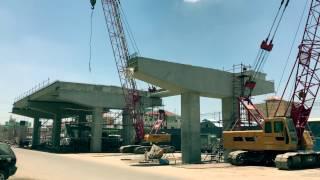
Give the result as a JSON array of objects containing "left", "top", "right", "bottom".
[
  {"left": 32, "top": 117, "right": 41, "bottom": 148},
  {"left": 12, "top": 107, "right": 54, "bottom": 119},
  {"left": 181, "top": 92, "right": 201, "bottom": 164},
  {"left": 27, "top": 101, "right": 91, "bottom": 115},
  {"left": 149, "top": 89, "right": 180, "bottom": 98},
  {"left": 90, "top": 108, "right": 103, "bottom": 152}
]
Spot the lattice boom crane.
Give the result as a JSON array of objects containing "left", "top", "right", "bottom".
[
  {"left": 224, "top": 0, "right": 320, "bottom": 170},
  {"left": 100, "top": 0, "right": 144, "bottom": 142},
  {"left": 278, "top": 0, "right": 320, "bottom": 143}
]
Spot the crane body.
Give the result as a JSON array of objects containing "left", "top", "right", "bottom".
[{"left": 224, "top": 0, "right": 320, "bottom": 170}]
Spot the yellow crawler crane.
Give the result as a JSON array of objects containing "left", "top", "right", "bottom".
[
  {"left": 223, "top": 117, "right": 319, "bottom": 169},
  {"left": 224, "top": 0, "right": 320, "bottom": 170}
]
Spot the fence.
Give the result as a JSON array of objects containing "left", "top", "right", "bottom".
[{"left": 14, "top": 78, "right": 52, "bottom": 103}]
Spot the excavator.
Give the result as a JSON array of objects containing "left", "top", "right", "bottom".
[{"left": 224, "top": 0, "right": 320, "bottom": 170}]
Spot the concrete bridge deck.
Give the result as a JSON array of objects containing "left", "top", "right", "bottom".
[{"left": 12, "top": 81, "right": 161, "bottom": 152}]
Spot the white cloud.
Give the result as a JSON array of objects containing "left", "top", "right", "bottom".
[{"left": 184, "top": 0, "right": 201, "bottom": 3}]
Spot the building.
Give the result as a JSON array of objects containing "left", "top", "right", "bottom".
[
  {"left": 255, "top": 96, "right": 291, "bottom": 118},
  {"left": 0, "top": 116, "right": 31, "bottom": 145},
  {"left": 144, "top": 109, "right": 181, "bottom": 129}
]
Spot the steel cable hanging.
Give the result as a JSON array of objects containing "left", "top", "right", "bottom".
[
  {"left": 89, "top": 9, "right": 94, "bottom": 72},
  {"left": 119, "top": 3, "right": 155, "bottom": 91},
  {"left": 234, "top": 0, "right": 291, "bottom": 130},
  {"left": 88, "top": 0, "right": 97, "bottom": 72},
  {"left": 251, "top": 0, "right": 286, "bottom": 69},
  {"left": 120, "top": 5, "right": 140, "bottom": 56},
  {"left": 270, "top": 1, "right": 289, "bottom": 42},
  {"left": 249, "top": 0, "right": 290, "bottom": 90},
  {"left": 276, "top": 0, "right": 309, "bottom": 95}
]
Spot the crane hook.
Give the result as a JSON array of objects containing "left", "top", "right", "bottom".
[{"left": 90, "top": 0, "right": 96, "bottom": 10}]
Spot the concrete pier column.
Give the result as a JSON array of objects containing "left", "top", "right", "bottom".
[
  {"left": 122, "top": 110, "right": 134, "bottom": 145},
  {"left": 90, "top": 108, "right": 103, "bottom": 152},
  {"left": 78, "top": 113, "right": 87, "bottom": 139},
  {"left": 181, "top": 92, "right": 201, "bottom": 164},
  {"left": 222, "top": 97, "right": 238, "bottom": 159},
  {"left": 32, "top": 117, "right": 41, "bottom": 148},
  {"left": 52, "top": 114, "right": 62, "bottom": 150},
  {"left": 79, "top": 113, "right": 86, "bottom": 123},
  {"left": 222, "top": 97, "right": 237, "bottom": 130}
]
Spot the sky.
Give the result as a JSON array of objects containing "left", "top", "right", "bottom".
[{"left": 0, "top": 0, "right": 315, "bottom": 124}]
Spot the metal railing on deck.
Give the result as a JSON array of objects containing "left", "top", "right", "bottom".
[{"left": 14, "top": 78, "right": 52, "bottom": 103}]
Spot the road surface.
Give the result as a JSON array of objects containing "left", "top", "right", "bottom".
[
  {"left": 11, "top": 148, "right": 176, "bottom": 180},
  {"left": 10, "top": 148, "right": 320, "bottom": 180}
]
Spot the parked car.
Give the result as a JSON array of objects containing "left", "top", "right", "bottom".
[{"left": 0, "top": 142, "right": 17, "bottom": 179}]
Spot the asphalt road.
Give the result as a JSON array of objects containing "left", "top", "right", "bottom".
[{"left": 10, "top": 148, "right": 176, "bottom": 180}]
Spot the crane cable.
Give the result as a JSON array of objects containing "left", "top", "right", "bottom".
[
  {"left": 251, "top": 0, "right": 290, "bottom": 81},
  {"left": 88, "top": 0, "right": 96, "bottom": 72},
  {"left": 107, "top": 1, "right": 156, "bottom": 93},
  {"left": 272, "top": 0, "right": 310, "bottom": 117},
  {"left": 276, "top": 0, "right": 309, "bottom": 95},
  {"left": 265, "top": 0, "right": 285, "bottom": 41},
  {"left": 89, "top": 9, "right": 94, "bottom": 72},
  {"left": 120, "top": 5, "right": 140, "bottom": 56},
  {"left": 118, "top": 2, "right": 157, "bottom": 92},
  {"left": 268, "top": 0, "right": 290, "bottom": 43}
]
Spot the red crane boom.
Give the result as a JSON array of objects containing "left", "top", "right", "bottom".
[
  {"left": 277, "top": 0, "right": 320, "bottom": 143},
  {"left": 101, "top": 0, "right": 144, "bottom": 142}
]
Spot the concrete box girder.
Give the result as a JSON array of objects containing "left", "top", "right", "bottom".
[{"left": 128, "top": 57, "right": 274, "bottom": 98}]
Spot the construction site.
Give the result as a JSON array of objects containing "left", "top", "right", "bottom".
[{"left": 1, "top": 0, "right": 320, "bottom": 179}]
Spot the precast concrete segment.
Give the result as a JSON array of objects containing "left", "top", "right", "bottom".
[
  {"left": 32, "top": 117, "right": 41, "bottom": 148},
  {"left": 181, "top": 92, "right": 201, "bottom": 164},
  {"left": 90, "top": 108, "right": 103, "bottom": 152}
]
